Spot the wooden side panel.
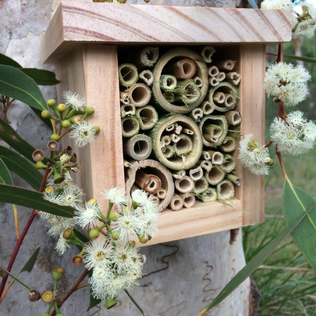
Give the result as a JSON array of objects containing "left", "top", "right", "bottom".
[
  {"left": 42, "top": 1, "right": 292, "bottom": 63},
  {"left": 55, "top": 45, "right": 125, "bottom": 211},
  {"left": 238, "top": 44, "right": 266, "bottom": 226}
]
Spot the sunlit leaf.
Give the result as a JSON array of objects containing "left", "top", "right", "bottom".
[{"left": 0, "top": 158, "right": 13, "bottom": 185}]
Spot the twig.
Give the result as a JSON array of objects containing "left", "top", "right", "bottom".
[
  {"left": 276, "top": 146, "right": 286, "bottom": 179},
  {"left": 264, "top": 140, "right": 273, "bottom": 148},
  {"left": 125, "top": 290, "right": 146, "bottom": 316},
  {"left": 266, "top": 52, "right": 278, "bottom": 56},
  {"left": 12, "top": 204, "right": 20, "bottom": 239}
]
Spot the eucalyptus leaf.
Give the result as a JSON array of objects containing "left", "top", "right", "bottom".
[
  {"left": 284, "top": 54, "right": 316, "bottom": 64},
  {"left": 0, "top": 183, "right": 75, "bottom": 217},
  {"left": 20, "top": 247, "right": 40, "bottom": 273},
  {"left": 0, "top": 158, "right": 13, "bottom": 185},
  {"left": 284, "top": 177, "right": 316, "bottom": 272},
  {"left": 0, "top": 146, "right": 43, "bottom": 190},
  {"left": 0, "top": 53, "right": 22, "bottom": 68},
  {"left": 0, "top": 65, "right": 48, "bottom": 111},
  {"left": 21, "top": 69, "right": 60, "bottom": 86}
]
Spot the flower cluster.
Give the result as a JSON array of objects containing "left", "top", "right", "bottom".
[
  {"left": 271, "top": 111, "right": 316, "bottom": 155},
  {"left": 261, "top": 0, "right": 293, "bottom": 10},
  {"left": 238, "top": 134, "right": 272, "bottom": 175},
  {"left": 264, "top": 62, "right": 310, "bottom": 107},
  {"left": 292, "top": 3, "right": 316, "bottom": 36}
]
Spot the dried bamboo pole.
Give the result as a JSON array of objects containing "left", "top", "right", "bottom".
[
  {"left": 226, "top": 174, "right": 242, "bottom": 186},
  {"left": 132, "top": 46, "right": 159, "bottom": 68},
  {"left": 203, "top": 150, "right": 224, "bottom": 165},
  {"left": 205, "top": 166, "right": 225, "bottom": 186},
  {"left": 200, "top": 188, "right": 217, "bottom": 203},
  {"left": 225, "top": 110, "right": 242, "bottom": 126},
  {"left": 216, "top": 72, "right": 226, "bottom": 82},
  {"left": 218, "top": 136, "right": 236, "bottom": 152},
  {"left": 160, "top": 75, "right": 178, "bottom": 91},
  {"left": 125, "top": 83, "right": 151, "bottom": 107},
  {"left": 217, "top": 180, "right": 235, "bottom": 200},
  {"left": 209, "top": 77, "right": 219, "bottom": 87},
  {"left": 172, "top": 170, "right": 186, "bottom": 180},
  {"left": 219, "top": 154, "right": 236, "bottom": 173},
  {"left": 135, "top": 106, "right": 158, "bottom": 130},
  {"left": 123, "top": 134, "right": 152, "bottom": 161},
  {"left": 135, "top": 169, "right": 162, "bottom": 194},
  {"left": 139, "top": 70, "right": 154, "bottom": 86},
  {"left": 175, "top": 176, "right": 194, "bottom": 194},
  {"left": 121, "top": 117, "right": 140, "bottom": 137},
  {"left": 214, "top": 60, "right": 236, "bottom": 71},
  {"left": 199, "top": 160, "right": 212, "bottom": 172},
  {"left": 165, "top": 58, "right": 197, "bottom": 79},
  {"left": 120, "top": 92, "right": 130, "bottom": 105},
  {"left": 189, "top": 166, "right": 203, "bottom": 181},
  {"left": 174, "top": 134, "right": 193, "bottom": 155},
  {"left": 180, "top": 193, "right": 196, "bottom": 208},
  {"left": 193, "top": 177, "right": 208, "bottom": 194},
  {"left": 118, "top": 63, "right": 138, "bottom": 87},
  {"left": 189, "top": 108, "right": 204, "bottom": 122},
  {"left": 157, "top": 188, "right": 167, "bottom": 199},
  {"left": 199, "top": 101, "right": 214, "bottom": 116},
  {"left": 120, "top": 104, "right": 136, "bottom": 118},
  {"left": 213, "top": 92, "right": 225, "bottom": 104},
  {"left": 169, "top": 194, "right": 184, "bottom": 211},
  {"left": 201, "top": 46, "right": 216, "bottom": 63},
  {"left": 226, "top": 72, "right": 241, "bottom": 85},
  {"left": 208, "top": 65, "right": 219, "bottom": 77},
  {"left": 162, "top": 145, "right": 174, "bottom": 158},
  {"left": 161, "top": 135, "right": 171, "bottom": 146},
  {"left": 193, "top": 76, "right": 203, "bottom": 88}
]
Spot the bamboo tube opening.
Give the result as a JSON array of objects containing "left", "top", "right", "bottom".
[
  {"left": 215, "top": 60, "right": 236, "bottom": 71},
  {"left": 122, "top": 117, "right": 140, "bottom": 137},
  {"left": 124, "top": 134, "right": 152, "bottom": 160},
  {"left": 182, "top": 128, "right": 194, "bottom": 135},
  {"left": 161, "top": 135, "right": 171, "bottom": 146},
  {"left": 189, "top": 108, "right": 203, "bottom": 122},
  {"left": 224, "top": 94, "right": 236, "bottom": 108},
  {"left": 217, "top": 72, "right": 226, "bottom": 82},
  {"left": 172, "top": 170, "right": 186, "bottom": 180},
  {"left": 226, "top": 174, "right": 242, "bottom": 186},
  {"left": 120, "top": 92, "right": 130, "bottom": 105},
  {"left": 202, "top": 151, "right": 211, "bottom": 160},
  {"left": 163, "top": 92, "right": 175, "bottom": 103},
  {"left": 171, "top": 134, "right": 180, "bottom": 143},
  {"left": 151, "top": 196, "right": 160, "bottom": 204},
  {"left": 225, "top": 111, "right": 242, "bottom": 125},
  {"left": 209, "top": 77, "right": 219, "bottom": 87},
  {"left": 174, "top": 134, "right": 193, "bottom": 155},
  {"left": 199, "top": 160, "right": 212, "bottom": 172},
  {"left": 227, "top": 72, "right": 241, "bottom": 85},
  {"left": 175, "top": 176, "right": 194, "bottom": 193},
  {"left": 200, "top": 101, "right": 214, "bottom": 115},
  {"left": 160, "top": 75, "right": 177, "bottom": 90},
  {"left": 208, "top": 82, "right": 238, "bottom": 112},
  {"left": 201, "top": 46, "right": 216, "bottom": 63},
  {"left": 208, "top": 65, "right": 219, "bottom": 77},
  {"left": 205, "top": 166, "right": 225, "bottom": 185},
  {"left": 157, "top": 188, "right": 167, "bottom": 199},
  {"left": 136, "top": 46, "right": 159, "bottom": 67},
  {"left": 165, "top": 58, "right": 197, "bottom": 79},
  {"left": 175, "top": 125, "right": 183, "bottom": 135},
  {"left": 219, "top": 137, "right": 236, "bottom": 152},
  {"left": 139, "top": 70, "right": 154, "bottom": 86},
  {"left": 181, "top": 193, "right": 196, "bottom": 208},
  {"left": 193, "top": 177, "right": 208, "bottom": 194},
  {"left": 201, "top": 188, "right": 217, "bottom": 203},
  {"left": 145, "top": 175, "right": 162, "bottom": 194},
  {"left": 189, "top": 166, "right": 203, "bottom": 181},
  {"left": 217, "top": 180, "right": 235, "bottom": 200},
  {"left": 179, "top": 80, "right": 201, "bottom": 104},
  {"left": 166, "top": 124, "right": 175, "bottom": 132},
  {"left": 121, "top": 104, "right": 135, "bottom": 118},
  {"left": 220, "top": 155, "right": 236, "bottom": 173},
  {"left": 213, "top": 92, "right": 225, "bottom": 104},
  {"left": 128, "top": 83, "right": 151, "bottom": 107},
  {"left": 193, "top": 76, "right": 203, "bottom": 88},
  {"left": 169, "top": 194, "right": 184, "bottom": 211},
  {"left": 136, "top": 106, "right": 158, "bottom": 130},
  {"left": 134, "top": 140, "right": 150, "bottom": 156},
  {"left": 212, "top": 152, "right": 224, "bottom": 165},
  {"left": 162, "top": 145, "right": 174, "bottom": 158},
  {"left": 118, "top": 63, "right": 138, "bottom": 87}
]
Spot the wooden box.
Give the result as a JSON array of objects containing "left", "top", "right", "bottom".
[{"left": 42, "top": 1, "right": 291, "bottom": 246}]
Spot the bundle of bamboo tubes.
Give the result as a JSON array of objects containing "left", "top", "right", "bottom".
[{"left": 119, "top": 45, "right": 242, "bottom": 212}]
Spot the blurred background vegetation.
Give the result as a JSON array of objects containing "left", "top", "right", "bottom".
[{"left": 243, "top": 33, "right": 316, "bottom": 315}]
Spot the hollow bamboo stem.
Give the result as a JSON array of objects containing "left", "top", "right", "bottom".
[
  {"left": 216, "top": 72, "right": 226, "bottom": 82},
  {"left": 172, "top": 170, "right": 186, "bottom": 180},
  {"left": 120, "top": 92, "right": 130, "bottom": 105},
  {"left": 123, "top": 134, "right": 152, "bottom": 161},
  {"left": 217, "top": 180, "right": 235, "bottom": 200},
  {"left": 175, "top": 125, "right": 183, "bottom": 135},
  {"left": 208, "top": 65, "right": 219, "bottom": 77},
  {"left": 125, "top": 83, "right": 151, "bottom": 108},
  {"left": 226, "top": 174, "right": 242, "bottom": 186},
  {"left": 189, "top": 166, "right": 203, "bottom": 181},
  {"left": 213, "top": 92, "right": 225, "bottom": 104},
  {"left": 120, "top": 104, "right": 136, "bottom": 118},
  {"left": 205, "top": 166, "right": 225, "bottom": 186},
  {"left": 204, "top": 150, "right": 224, "bottom": 165},
  {"left": 218, "top": 136, "right": 236, "bottom": 152},
  {"left": 224, "top": 94, "right": 237, "bottom": 108},
  {"left": 165, "top": 58, "right": 197, "bottom": 79},
  {"left": 214, "top": 60, "right": 236, "bottom": 71},
  {"left": 189, "top": 108, "right": 203, "bottom": 122},
  {"left": 136, "top": 106, "right": 158, "bottom": 130},
  {"left": 193, "top": 177, "right": 209, "bottom": 194},
  {"left": 121, "top": 117, "right": 140, "bottom": 137},
  {"left": 182, "top": 128, "right": 194, "bottom": 135},
  {"left": 226, "top": 72, "right": 241, "bottom": 85},
  {"left": 151, "top": 196, "right": 160, "bottom": 205},
  {"left": 224, "top": 111, "right": 242, "bottom": 126},
  {"left": 135, "top": 169, "right": 162, "bottom": 195},
  {"left": 175, "top": 175, "right": 194, "bottom": 193},
  {"left": 162, "top": 145, "right": 174, "bottom": 158},
  {"left": 161, "top": 135, "right": 171, "bottom": 146},
  {"left": 193, "top": 76, "right": 203, "bottom": 88},
  {"left": 175, "top": 79, "right": 201, "bottom": 105},
  {"left": 201, "top": 46, "right": 216, "bottom": 63},
  {"left": 209, "top": 77, "right": 219, "bottom": 87},
  {"left": 180, "top": 193, "right": 196, "bottom": 208},
  {"left": 132, "top": 46, "right": 159, "bottom": 68},
  {"left": 173, "top": 134, "right": 193, "bottom": 155},
  {"left": 157, "top": 188, "right": 167, "bottom": 199},
  {"left": 199, "top": 160, "right": 212, "bottom": 172},
  {"left": 200, "top": 188, "right": 217, "bottom": 203},
  {"left": 160, "top": 75, "right": 177, "bottom": 90},
  {"left": 139, "top": 70, "right": 154, "bottom": 86},
  {"left": 219, "top": 154, "right": 236, "bottom": 173},
  {"left": 118, "top": 63, "right": 138, "bottom": 87},
  {"left": 169, "top": 194, "right": 184, "bottom": 211}
]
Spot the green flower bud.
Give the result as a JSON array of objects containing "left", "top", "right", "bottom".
[
  {"left": 109, "top": 212, "right": 118, "bottom": 222},
  {"left": 47, "top": 99, "right": 56, "bottom": 108},
  {"left": 82, "top": 107, "right": 95, "bottom": 120},
  {"left": 89, "top": 229, "right": 100, "bottom": 239},
  {"left": 42, "top": 313, "right": 50, "bottom": 316},
  {"left": 92, "top": 126, "right": 100, "bottom": 134},
  {"left": 50, "top": 134, "right": 60, "bottom": 141},
  {"left": 53, "top": 267, "right": 65, "bottom": 281},
  {"left": 61, "top": 120, "right": 71, "bottom": 128},
  {"left": 111, "top": 231, "right": 120, "bottom": 240},
  {"left": 41, "top": 110, "right": 52, "bottom": 119},
  {"left": 36, "top": 161, "right": 47, "bottom": 170},
  {"left": 253, "top": 140, "right": 260, "bottom": 148},
  {"left": 57, "top": 103, "right": 67, "bottom": 112},
  {"left": 138, "top": 235, "right": 148, "bottom": 244},
  {"left": 69, "top": 116, "right": 81, "bottom": 124},
  {"left": 63, "top": 228, "right": 75, "bottom": 240}
]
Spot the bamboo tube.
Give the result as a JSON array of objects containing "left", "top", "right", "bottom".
[
  {"left": 180, "top": 192, "right": 196, "bottom": 208},
  {"left": 125, "top": 83, "right": 151, "bottom": 108},
  {"left": 157, "top": 188, "right": 167, "bottom": 199},
  {"left": 225, "top": 111, "right": 242, "bottom": 126},
  {"left": 162, "top": 92, "right": 176, "bottom": 103},
  {"left": 120, "top": 104, "right": 136, "bottom": 118},
  {"left": 193, "top": 177, "right": 208, "bottom": 194},
  {"left": 189, "top": 166, "right": 203, "bottom": 181},
  {"left": 219, "top": 154, "right": 236, "bottom": 173},
  {"left": 139, "top": 70, "right": 154, "bottom": 86},
  {"left": 135, "top": 169, "right": 150, "bottom": 189},
  {"left": 132, "top": 46, "right": 159, "bottom": 68},
  {"left": 172, "top": 170, "right": 186, "bottom": 180},
  {"left": 199, "top": 101, "right": 214, "bottom": 116},
  {"left": 161, "top": 135, "right": 171, "bottom": 146},
  {"left": 216, "top": 72, "right": 226, "bottom": 82},
  {"left": 121, "top": 117, "right": 140, "bottom": 137},
  {"left": 125, "top": 159, "right": 174, "bottom": 212},
  {"left": 175, "top": 79, "right": 201, "bottom": 105},
  {"left": 151, "top": 114, "right": 203, "bottom": 171},
  {"left": 135, "top": 169, "right": 162, "bottom": 194},
  {"left": 175, "top": 124, "right": 183, "bottom": 135},
  {"left": 123, "top": 134, "right": 152, "bottom": 161},
  {"left": 217, "top": 180, "right": 235, "bottom": 200},
  {"left": 201, "top": 46, "right": 216, "bottom": 63},
  {"left": 204, "top": 150, "right": 224, "bottom": 165},
  {"left": 124, "top": 160, "right": 132, "bottom": 168},
  {"left": 193, "top": 76, "right": 203, "bottom": 88},
  {"left": 218, "top": 136, "right": 236, "bottom": 153},
  {"left": 171, "top": 133, "right": 180, "bottom": 143},
  {"left": 205, "top": 166, "right": 225, "bottom": 186},
  {"left": 175, "top": 175, "right": 194, "bottom": 193},
  {"left": 189, "top": 108, "right": 203, "bottom": 122},
  {"left": 200, "top": 188, "right": 217, "bottom": 203},
  {"left": 165, "top": 58, "right": 197, "bottom": 79},
  {"left": 209, "top": 77, "right": 219, "bottom": 87},
  {"left": 166, "top": 124, "right": 175, "bottom": 132},
  {"left": 135, "top": 106, "right": 158, "bottom": 130},
  {"left": 208, "top": 65, "right": 219, "bottom": 77},
  {"left": 203, "top": 124, "right": 224, "bottom": 143},
  {"left": 226, "top": 72, "right": 241, "bottom": 85},
  {"left": 160, "top": 75, "right": 177, "bottom": 90},
  {"left": 207, "top": 82, "right": 238, "bottom": 112},
  {"left": 226, "top": 174, "right": 242, "bottom": 186},
  {"left": 213, "top": 92, "right": 225, "bottom": 104},
  {"left": 118, "top": 63, "right": 138, "bottom": 87},
  {"left": 169, "top": 194, "right": 184, "bottom": 211},
  {"left": 152, "top": 48, "right": 208, "bottom": 114},
  {"left": 202, "top": 151, "right": 211, "bottom": 161},
  {"left": 182, "top": 128, "right": 194, "bottom": 135},
  {"left": 120, "top": 92, "right": 130, "bottom": 105},
  {"left": 151, "top": 196, "right": 160, "bottom": 204},
  {"left": 174, "top": 134, "right": 193, "bottom": 155},
  {"left": 199, "top": 160, "right": 212, "bottom": 172},
  {"left": 214, "top": 60, "right": 236, "bottom": 71},
  {"left": 162, "top": 145, "right": 174, "bottom": 158},
  {"left": 199, "top": 115, "right": 228, "bottom": 147}
]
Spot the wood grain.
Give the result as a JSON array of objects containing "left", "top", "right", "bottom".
[{"left": 42, "top": 1, "right": 292, "bottom": 63}]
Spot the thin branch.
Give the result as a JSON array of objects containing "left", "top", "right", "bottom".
[
  {"left": 266, "top": 52, "right": 278, "bottom": 56},
  {"left": 12, "top": 204, "right": 20, "bottom": 239},
  {"left": 276, "top": 146, "right": 286, "bottom": 179},
  {"left": 264, "top": 140, "right": 273, "bottom": 148},
  {"left": 125, "top": 290, "right": 146, "bottom": 316}
]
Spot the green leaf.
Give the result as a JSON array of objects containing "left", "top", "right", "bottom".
[
  {"left": 0, "top": 266, "right": 32, "bottom": 291},
  {"left": 0, "top": 118, "right": 48, "bottom": 163},
  {"left": 20, "top": 247, "right": 40, "bottom": 273},
  {"left": 0, "top": 53, "right": 22, "bottom": 68},
  {"left": 0, "top": 158, "right": 13, "bottom": 185},
  {"left": 284, "top": 54, "right": 316, "bottom": 64},
  {"left": 0, "top": 146, "right": 42, "bottom": 190},
  {"left": 283, "top": 177, "right": 316, "bottom": 271},
  {"left": 197, "top": 199, "right": 316, "bottom": 315},
  {"left": 0, "top": 183, "right": 75, "bottom": 217},
  {"left": 0, "top": 65, "right": 48, "bottom": 111},
  {"left": 21, "top": 69, "right": 60, "bottom": 86},
  {"left": 73, "top": 228, "right": 89, "bottom": 243}
]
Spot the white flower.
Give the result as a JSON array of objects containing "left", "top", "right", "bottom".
[
  {"left": 287, "top": 111, "right": 306, "bottom": 126},
  {"left": 304, "top": 121, "right": 316, "bottom": 140},
  {"left": 83, "top": 238, "right": 112, "bottom": 270},
  {"left": 69, "top": 121, "right": 96, "bottom": 148},
  {"left": 103, "top": 187, "right": 127, "bottom": 206},
  {"left": 59, "top": 154, "right": 71, "bottom": 164},
  {"left": 47, "top": 217, "right": 76, "bottom": 236},
  {"left": 56, "top": 234, "right": 70, "bottom": 255},
  {"left": 238, "top": 134, "right": 271, "bottom": 175},
  {"left": 261, "top": 0, "right": 293, "bottom": 10},
  {"left": 112, "top": 208, "right": 139, "bottom": 241},
  {"left": 110, "top": 243, "right": 138, "bottom": 273},
  {"left": 293, "top": 3, "right": 316, "bottom": 36},
  {"left": 63, "top": 91, "right": 86, "bottom": 111},
  {"left": 264, "top": 63, "right": 310, "bottom": 106},
  {"left": 60, "top": 185, "right": 84, "bottom": 207},
  {"left": 74, "top": 201, "right": 101, "bottom": 228},
  {"left": 137, "top": 212, "right": 158, "bottom": 238},
  {"left": 131, "top": 190, "right": 148, "bottom": 205},
  {"left": 43, "top": 191, "right": 63, "bottom": 205}
]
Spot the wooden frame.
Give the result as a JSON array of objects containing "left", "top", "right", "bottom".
[{"left": 42, "top": 1, "right": 291, "bottom": 246}]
